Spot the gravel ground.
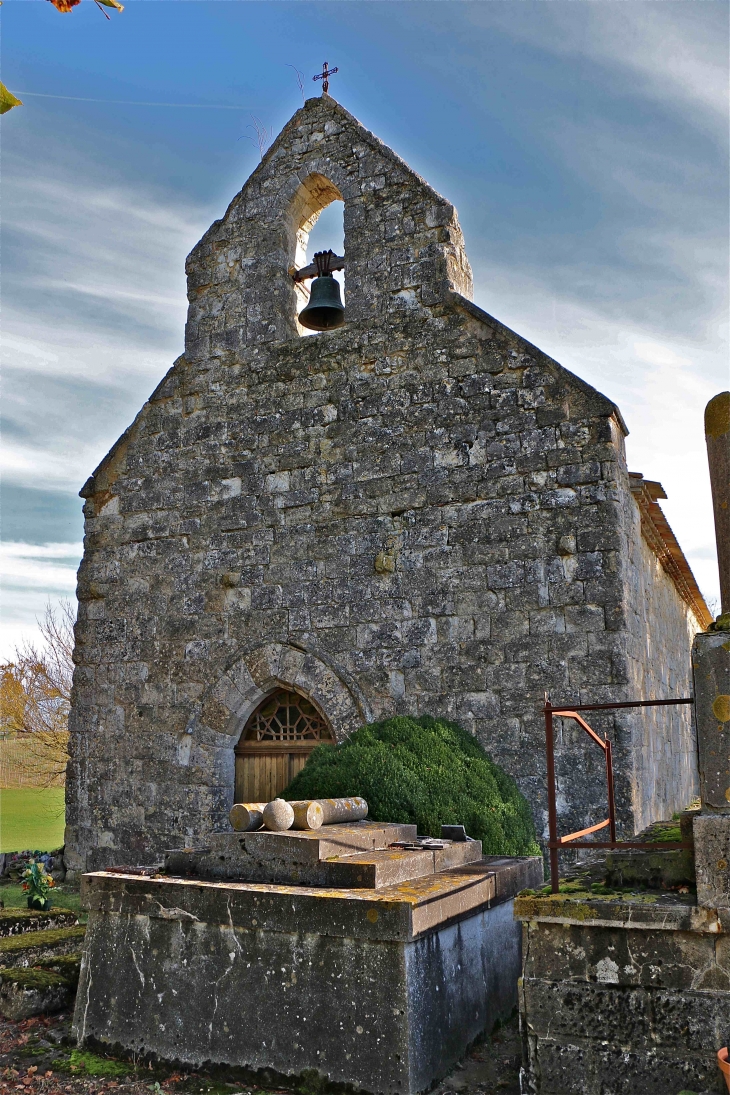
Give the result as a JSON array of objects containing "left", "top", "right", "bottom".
[{"left": 0, "top": 1011, "right": 522, "bottom": 1095}]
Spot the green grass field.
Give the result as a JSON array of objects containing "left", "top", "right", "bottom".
[{"left": 0, "top": 787, "right": 66, "bottom": 853}]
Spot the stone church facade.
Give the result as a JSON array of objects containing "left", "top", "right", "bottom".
[{"left": 65, "top": 95, "right": 710, "bottom": 874}]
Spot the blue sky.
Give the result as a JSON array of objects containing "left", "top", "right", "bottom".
[{"left": 1, "top": 0, "right": 728, "bottom": 655}]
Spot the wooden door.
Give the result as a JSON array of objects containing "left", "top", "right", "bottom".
[{"left": 234, "top": 689, "right": 333, "bottom": 803}]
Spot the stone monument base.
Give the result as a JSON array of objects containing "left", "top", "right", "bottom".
[{"left": 73, "top": 822, "right": 541, "bottom": 1094}]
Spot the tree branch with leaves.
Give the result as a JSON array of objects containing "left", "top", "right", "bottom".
[
  {"left": 0, "top": 0, "right": 123, "bottom": 116},
  {"left": 0, "top": 601, "right": 75, "bottom": 785}
]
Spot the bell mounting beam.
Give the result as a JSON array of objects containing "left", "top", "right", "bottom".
[{"left": 292, "top": 249, "right": 345, "bottom": 283}]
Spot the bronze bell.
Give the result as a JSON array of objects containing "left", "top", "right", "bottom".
[{"left": 298, "top": 272, "right": 345, "bottom": 331}]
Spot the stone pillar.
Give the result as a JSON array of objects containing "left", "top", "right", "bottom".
[
  {"left": 691, "top": 610, "right": 730, "bottom": 910},
  {"left": 692, "top": 394, "right": 730, "bottom": 912},
  {"left": 704, "top": 391, "right": 730, "bottom": 616},
  {"left": 694, "top": 631, "right": 730, "bottom": 816}
]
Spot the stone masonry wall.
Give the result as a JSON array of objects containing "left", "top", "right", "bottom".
[
  {"left": 622, "top": 495, "right": 701, "bottom": 832},
  {"left": 65, "top": 95, "right": 699, "bottom": 872}
]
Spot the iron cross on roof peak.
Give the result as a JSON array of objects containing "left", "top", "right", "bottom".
[{"left": 313, "top": 61, "right": 338, "bottom": 95}]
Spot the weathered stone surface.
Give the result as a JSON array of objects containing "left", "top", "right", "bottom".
[
  {"left": 83, "top": 855, "right": 543, "bottom": 940},
  {"left": 693, "top": 630, "right": 730, "bottom": 813},
  {"left": 516, "top": 894, "right": 730, "bottom": 1094},
  {"left": 262, "top": 798, "right": 294, "bottom": 831},
  {"left": 0, "top": 909, "right": 78, "bottom": 938},
  {"left": 0, "top": 959, "right": 80, "bottom": 1021},
  {"left": 604, "top": 819, "right": 695, "bottom": 888},
  {"left": 66, "top": 94, "right": 706, "bottom": 873},
  {"left": 0, "top": 924, "right": 86, "bottom": 967},
  {"left": 164, "top": 822, "right": 483, "bottom": 888},
  {"left": 694, "top": 814, "right": 730, "bottom": 911},
  {"left": 73, "top": 860, "right": 540, "bottom": 1094}
]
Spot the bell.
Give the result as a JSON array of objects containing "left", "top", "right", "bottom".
[{"left": 298, "top": 273, "right": 345, "bottom": 331}]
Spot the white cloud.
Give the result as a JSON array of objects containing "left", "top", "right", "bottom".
[
  {"left": 0, "top": 543, "right": 82, "bottom": 659},
  {"left": 469, "top": 3, "right": 728, "bottom": 136},
  {"left": 1, "top": 149, "right": 214, "bottom": 494}
]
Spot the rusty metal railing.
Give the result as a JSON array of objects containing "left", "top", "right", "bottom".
[{"left": 544, "top": 697, "right": 694, "bottom": 893}]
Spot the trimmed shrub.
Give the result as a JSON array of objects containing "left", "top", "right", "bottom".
[{"left": 283, "top": 714, "right": 540, "bottom": 857}]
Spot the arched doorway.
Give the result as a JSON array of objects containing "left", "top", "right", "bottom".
[{"left": 234, "top": 688, "right": 334, "bottom": 802}]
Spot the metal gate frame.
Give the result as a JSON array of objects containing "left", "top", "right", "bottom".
[{"left": 544, "top": 696, "right": 695, "bottom": 893}]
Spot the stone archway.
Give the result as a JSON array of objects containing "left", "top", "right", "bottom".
[
  {"left": 191, "top": 642, "right": 370, "bottom": 812},
  {"left": 233, "top": 687, "right": 334, "bottom": 802}
]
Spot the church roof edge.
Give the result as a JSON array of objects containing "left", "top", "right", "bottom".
[{"left": 447, "top": 290, "right": 629, "bottom": 435}]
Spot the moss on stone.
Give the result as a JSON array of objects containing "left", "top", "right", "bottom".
[
  {"left": 64, "top": 1050, "right": 131, "bottom": 1078},
  {"left": 0, "top": 925, "right": 85, "bottom": 955},
  {"left": 0, "top": 908, "right": 77, "bottom": 937},
  {"left": 648, "top": 824, "right": 682, "bottom": 842},
  {"left": 0, "top": 967, "right": 68, "bottom": 991},
  {"left": 0, "top": 954, "right": 80, "bottom": 990},
  {"left": 35, "top": 953, "right": 81, "bottom": 977}
]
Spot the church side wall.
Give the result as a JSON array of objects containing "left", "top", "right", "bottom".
[{"left": 620, "top": 493, "right": 700, "bottom": 832}]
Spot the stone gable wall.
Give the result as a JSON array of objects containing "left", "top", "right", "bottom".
[{"left": 65, "top": 96, "right": 698, "bottom": 872}]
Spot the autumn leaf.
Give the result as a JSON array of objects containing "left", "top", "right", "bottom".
[
  {"left": 0, "top": 82, "right": 22, "bottom": 114},
  {"left": 95, "top": 0, "right": 124, "bottom": 10},
  {"left": 47, "top": 0, "right": 81, "bottom": 10}
]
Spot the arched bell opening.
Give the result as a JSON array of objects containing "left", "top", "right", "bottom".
[
  {"left": 234, "top": 687, "right": 335, "bottom": 802},
  {"left": 287, "top": 173, "right": 345, "bottom": 336}
]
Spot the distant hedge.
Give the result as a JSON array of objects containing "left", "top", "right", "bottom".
[{"left": 283, "top": 714, "right": 540, "bottom": 857}]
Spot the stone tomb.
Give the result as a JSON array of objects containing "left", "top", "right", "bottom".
[{"left": 73, "top": 820, "right": 542, "bottom": 1094}]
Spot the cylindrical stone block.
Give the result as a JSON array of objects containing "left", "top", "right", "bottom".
[
  {"left": 262, "top": 799, "right": 295, "bottom": 832},
  {"left": 289, "top": 801, "right": 325, "bottom": 830},
  {"left": 229, "top": 802, "right": 267, "bottom": 832},
  {"left": 314, "top": 797, "right": 369, "bottom": 825}
]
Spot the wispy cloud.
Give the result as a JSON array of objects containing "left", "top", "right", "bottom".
[
  {"left": 1, "top": 148, "right": 212, "bottom": 497},
  {"left": 471, "top": 3, "right": 729, "bottom": 136},
  {"left": 0, "top": 543, "right": 82, "bottom": 657},
  {"left": 0, "top": 144, "right": 210, "bottom": 655},
  {"left": 1, "top": 1, "right": 725, "bottom": 664}
]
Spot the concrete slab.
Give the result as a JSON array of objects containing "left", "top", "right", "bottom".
[{"left": 165, "top": 821, "right": 422, "bottom": 886}]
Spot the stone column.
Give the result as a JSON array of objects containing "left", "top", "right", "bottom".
[
  {"left": 692, "top": 632, "right": 730, "bottom": 909},
  {"left": 693, "top": 392, "right": 730, "bottom": 913},
  {"left": 704, "top": 391, "right": 730, "bottom": 616}
]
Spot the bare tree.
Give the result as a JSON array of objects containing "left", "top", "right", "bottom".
[
  {"left": 286, "top": 65, "right": 306, "bottom": 105},
  {"left": 241, "top": 115, "right": 274, "bottom": 161},
  {"left": 0, "top": 601, "right": 75, "bottom": 785}
]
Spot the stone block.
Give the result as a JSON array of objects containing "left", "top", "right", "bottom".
[
  {"left": 517, "top": 896, "right": 730, "bottom": 1095},
  {"left": 694, "top": 814, "right": 730, "bottom": 911},
  {"left": 693, "top": 631, "right": 730, "bottom": 813},
  {"left": 0, "top": 972, "right": 74, "bottom": 1021},
  {"left": 74, "top": 857, "right": 540, "bottom": 1095}
]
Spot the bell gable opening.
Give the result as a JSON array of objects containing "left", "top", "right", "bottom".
[{"left": 289, "top": 174, "right": 345, "bottom": 335}]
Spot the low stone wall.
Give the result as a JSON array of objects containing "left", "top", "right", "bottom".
[{"left": 515, "top": 892, "right": 729, "bottom": 1094}]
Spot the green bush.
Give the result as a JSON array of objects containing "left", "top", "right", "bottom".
[{"left": 283, "top": 715, "right": 540, "bottom": 857}]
